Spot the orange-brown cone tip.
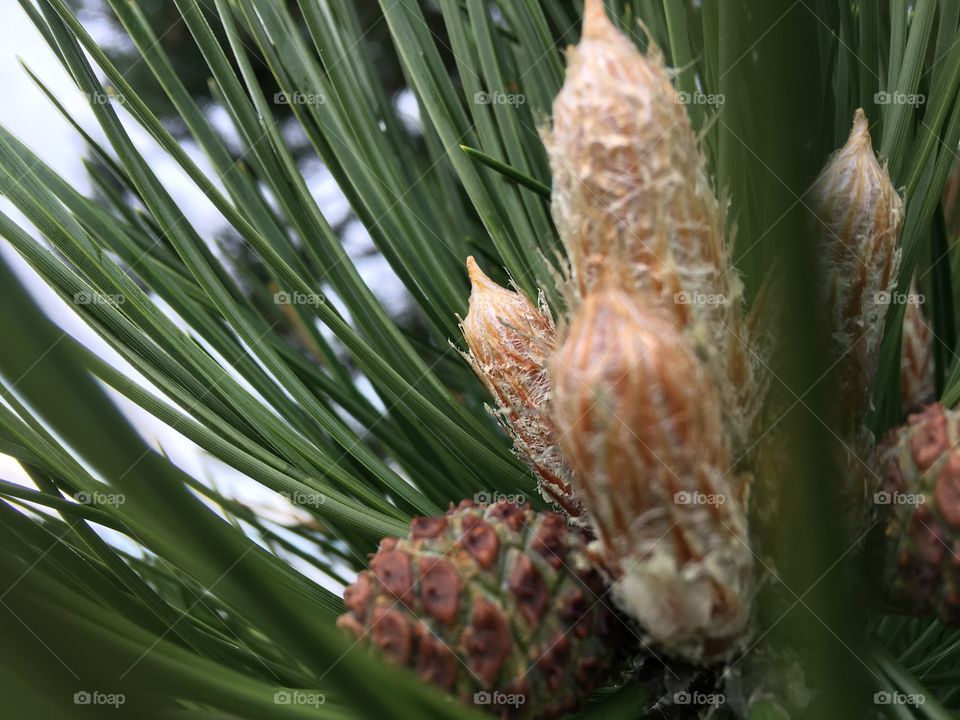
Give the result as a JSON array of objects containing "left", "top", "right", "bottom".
[
  {"left": 582, "top": 0, "right": 614, "bottom": 39},
  {"left": 465, "top": 255, "right": 496, "bottom": 293},
  {"left": 849, "top": 107, "right": 871, "bottom": 149}
]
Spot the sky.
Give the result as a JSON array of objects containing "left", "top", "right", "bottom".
[{"left": 0, "top": 3, "right": 247, "bottom": 492}]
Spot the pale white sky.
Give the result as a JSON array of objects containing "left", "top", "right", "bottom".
[
  {"left": 0, "top": 3, "right": 419, "bottom": 586},
  {"left": 0, "top": 3, "right": 241, "bottom": 492}
]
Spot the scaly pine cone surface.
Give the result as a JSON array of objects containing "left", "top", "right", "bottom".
[
  {"left": 875, "top": 403, "right": 960, "bottom": 622},
  {"left": 337, "top": 500, "right": 628, "bottom": 719}
]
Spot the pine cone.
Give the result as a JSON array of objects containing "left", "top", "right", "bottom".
[
  {"left": 549, "top": 286, "right": 753, "bottom": 661},
  {"left": 336, "top": 500, "right": 627, "bottom": 719},
  {"left": 461, "top": 258, "right": 582, "bottom": 517},
  {"left": 544, "top": 0, "right": 753, "bottom": 451},
  {"left": 546, "top": 0, "right": 726, "bottom": 304},
  {"left": 812, "top": 108, "right": 903, "bottom": 430},
  {"left": 874, "top": 403, "right": 960, "bottom": 622}
]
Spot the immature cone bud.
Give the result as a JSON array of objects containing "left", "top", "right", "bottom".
[
  {"left": 874, "top": 403, "right": 960, "bottom": 622},
  {"left": 547, "top": 0, "right": 725, "bottom": 303},
  {"left": 813, "top": 109, "right": 903, "bottom": 428},
  {"left": 461, "top": 258, "right": 581, "bottom": 516},
  {"left": 549, "top": 285, "right": 752, "bottom": 660},
  {"left": 545, "top": 0, "right": 753, "bottom": 451},
  {"left": 900, "top": 286, "right": 935, "bottom": 416}
]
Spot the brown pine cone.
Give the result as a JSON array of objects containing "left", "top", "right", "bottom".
[
  {"left": 875, "top": 403, "right": 960, "bottom": 622},
  {"left": 336, "top": 500, "right": 629, "bottom": 719}
]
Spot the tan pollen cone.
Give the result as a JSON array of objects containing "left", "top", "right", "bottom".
[
  {"left": 461, "top": 257, "right": 581, "bottom": 517},
  {"left": 549, "top": 282, "right": 752, "bottom": 660},
  {"left": 813, "top": 108, "right": 903, "bottom": 430},
  {"left": 546, "top": 0, "right": 754, "bottom": 453}
]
